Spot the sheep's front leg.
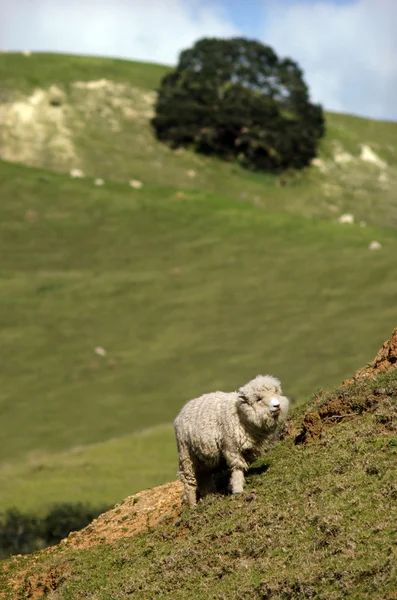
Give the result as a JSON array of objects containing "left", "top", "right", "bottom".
[
  {"left": 229, "top": 468, "right": 245, "bottom": 494},
  {"left": 224, "top": 452, "right": 248, "bottom": 494}
]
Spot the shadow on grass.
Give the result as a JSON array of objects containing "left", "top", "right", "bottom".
[{"left": 247, "top": 462, "right": 270, "bottom": 477}]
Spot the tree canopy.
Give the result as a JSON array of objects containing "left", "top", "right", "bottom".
[{"left": 151, "top": 37, "right": 325, "bottom": 172}]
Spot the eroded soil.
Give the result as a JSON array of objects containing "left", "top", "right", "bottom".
[{"left": 295, "top": 326, "right": 397, "bottom": 444}]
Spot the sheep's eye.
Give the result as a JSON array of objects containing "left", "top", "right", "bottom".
[{"left": 257, "top": 396, "right": 262, "bottom": 402}]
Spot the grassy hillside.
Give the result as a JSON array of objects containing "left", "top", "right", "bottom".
[
  {"left": 1, "top": 367, "right": 396, "bottom": 599},
  {"left": 1, "top": 52, "right": 397, "bottom": 228},
  {"left": 1, "top": 156, "right": 397, "bottom": 511},
  {"left": 0, "top": 425, "right": 176, "bottom": 513},
  {"left": 0, "top": 52, "right": 396, "bottom": 512}
]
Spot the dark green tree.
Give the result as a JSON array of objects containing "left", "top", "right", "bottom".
[
  {"left": 152, "top": 37, "right": 325, "bottom": 171},
  {"left": 0, "top": 503, "right": 109, "bottom": 558},
  {"left": 41, "top": 502, "right": 107, "bottom": 545},
  {"left": 0, "top": 509, "right": 41, "bottom": 557}
]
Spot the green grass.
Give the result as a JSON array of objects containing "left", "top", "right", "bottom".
[
  {"left": 0, "top": 52, "right": 168, "bottom": 93},
  {"left": 0, "top": 426, "right": 176, "bottom": 513},
  {"left": 0, "top": 52, "right": 396, "bottom": 512},
  {"left": 1, "top": 156, "right": 397, "bottom": 510},
  {"left": 2, "top": 372, "right": 396, "bottom": 599}
]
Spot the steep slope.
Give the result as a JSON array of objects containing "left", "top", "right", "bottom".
[{"left": 1, "top": 328, "right": 396, "bottom": 600}]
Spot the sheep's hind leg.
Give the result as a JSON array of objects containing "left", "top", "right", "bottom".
[
  {"left": 184, "top": 481, "right": 198, "bottom": 507},
  {"left": 177, "top": 451, "right": 199, "bottom": 507}
]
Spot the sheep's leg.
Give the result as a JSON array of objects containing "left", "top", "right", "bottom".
[
  {"left": 224, "top": 452, "right": 247, "bottom": 494},
  {"left": 197, "top": 470, "right": 217, "bottom": 499},
  {"left": 177, "top": 448, "right": 199, "bottom": 507},
  {"left": 184, "top": 481, "right": 198, "bottom": 507},
  {"left": 229, "top": 468, "right": 245, "bottom": 494}
]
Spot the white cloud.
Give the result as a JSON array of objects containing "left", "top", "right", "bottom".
[
  {"left": 262, "top": 0, "right": 397, "bottom": 120},
  {"left": 1, "top": 0, "right": 396, "bottom": 120},
  {"left": 0, "top": 0, "right": 239, "bottom": 65}
]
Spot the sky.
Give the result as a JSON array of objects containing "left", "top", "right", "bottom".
[{"left": 1, "top": 0, "right": 396, "bottom": 121}]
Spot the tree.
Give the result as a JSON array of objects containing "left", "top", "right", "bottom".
[
  {"left": 152, "top": 37, "right": 325, "bottom": 172},
  {"left": 0, "top": 509, "right": 41, "bottom": 557},
  {"left": 0, "top": 503, "right": 109, "bottom": 558},
  {"left": 41, "top": 502, "right": 107, "bottom": 545}
]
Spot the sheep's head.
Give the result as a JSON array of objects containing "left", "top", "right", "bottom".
[{"left": 237, "top": 375, "right": 289, "bottom": 431}]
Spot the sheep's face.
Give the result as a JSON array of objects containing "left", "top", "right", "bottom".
[{"left": 237, "top": 375, "right": 289, "bottom": 430}]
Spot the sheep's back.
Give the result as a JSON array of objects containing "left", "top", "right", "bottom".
[{"left": 174, "top": 392, "right": 237, "bottom": 460}]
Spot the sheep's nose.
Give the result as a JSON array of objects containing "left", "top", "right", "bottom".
[{"left": 270, "top": 398, "right": 281, "bottom": 412}]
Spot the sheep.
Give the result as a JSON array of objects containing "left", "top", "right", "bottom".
[
  {"left": 338, "top": 213, "right": 354, "bottom": 224},
  {"left": 129, "top": 179, "right": 143, "bottom": 189},
  {"left": 369, "top": 241, "right": 382, "bottom": 251},
  {"left": 70, "top": 168, "right": 84, "bottom": 179},
  {"left": 174, "top": 375, "right": 289, "bottom": 507}
]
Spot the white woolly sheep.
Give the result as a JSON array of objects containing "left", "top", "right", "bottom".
[
  {"left": 368, "top": 240, "right": 382, "bottom": 251},
  {"left": 129, "top": 179, "right": 143, "bottom": 189},
  {"left": 338, "top": 213, "right": 354, "bottom": 224},
  {"left": 174, "top": 375, "right": 289, "bottom": 507},
  {"left": 70, "top": 168, "right": 84, "bottom": 179}
]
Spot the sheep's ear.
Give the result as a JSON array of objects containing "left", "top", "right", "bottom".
[
  {"left": 238, "top": 391, "right": 249, "bottom": 403},
  {"left": 273, "top": 380, "right": 282, "bottom": 394}
]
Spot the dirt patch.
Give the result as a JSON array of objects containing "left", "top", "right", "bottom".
[
  {"left": 1, "top": 559, "right": 66, "bottom": 600},
  {"left": 0, "top": 81, "right": 157, "bottom": 169},
  {"left": 334, "top": 149, "right": 354, "bottom": 164},
  {"left": 1, "top": 481, "right": 184, "bottom": 598},
  {"left": 344, "top": 325, "right": 397, "bottom": 384},
  {"left": 294, "top": 393, "right": 377, "bottom": 444},
  {"left": 71, "top": 80, "right": 156, "bottom": 132},
  {"left": 360, "top": 144, "right": 388, "bottom": 169},
  {"left": 19, "top": 566, "right": 65, "bottom": 600},
  {"left": 311, "top": 157, "right": 327, "bottom": 172},
  {"left": 61, "top": 480, "right": 183, "bottom": 551},
  {"left": 0, "top": 87, "right": 76, "bottom": 167},
  {"left": 296, "top": 326, "right": 397, "bottom": 444}
]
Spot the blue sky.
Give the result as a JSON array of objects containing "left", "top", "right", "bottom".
[
  {"left": 218, "top": 0, "right": 265, "bottom": 38},
  {"left": 223, "top": 0, "right": 355, "bottom": 38},
  {"left": 1, "top": 0, "right": 396, "bottom": 121}
]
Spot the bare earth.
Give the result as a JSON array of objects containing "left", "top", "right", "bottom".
[{"left": 61, "top": 480, "right": 183, "bottom": 550}]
